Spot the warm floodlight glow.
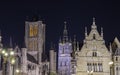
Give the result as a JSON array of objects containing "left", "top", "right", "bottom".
[
  {"left": 109, "top": 61, "right": 113, "bottom": 65},
  {"left": 87, "top": 70, "right": 93, "bottom": 74}
]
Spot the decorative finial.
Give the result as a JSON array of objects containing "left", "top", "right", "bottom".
[
  {"left": 85, "top": 26, "right": 87, "bottom": 37},
  {"left": 63, "top": 21, "right": 68, "bottom": 42},
  {"left": 93, "top": 17, "right": 95, "bottom": 25},
  {"left": 91, "top": 17, "right": 97, "bottom": 29},
  {"left": 77, "top": 41, "right": 79, "bottom": 51},
  {"left": 101, "top": 27, "right": 103, "bottom": 37}
]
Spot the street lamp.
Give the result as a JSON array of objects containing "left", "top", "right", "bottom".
[{"left": 1, "top": 49, "right": 16, "bottom": 75}]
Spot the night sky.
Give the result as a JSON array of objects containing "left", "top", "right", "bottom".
[{"left": 0, "top": 1, "right": 120, "bottom": 50}]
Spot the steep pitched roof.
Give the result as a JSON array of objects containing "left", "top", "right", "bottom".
[{"left": 27, "top": 53, "right": 38, "bottom": 64}]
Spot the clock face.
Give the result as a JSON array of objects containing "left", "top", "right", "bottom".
[{"left": 29, "top": 25, "right": 38, "bottom": 37}]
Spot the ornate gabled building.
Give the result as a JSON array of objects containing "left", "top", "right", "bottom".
[{"left": 75, "top": 18, "right": 112, "bottom": 75}]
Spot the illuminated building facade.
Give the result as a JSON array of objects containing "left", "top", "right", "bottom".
[
  {"left": 0, "top": 17, "right": 120, "bottom": 75},
  {"left": 58, "top": 22, "right": 73, "bottom": 75}
]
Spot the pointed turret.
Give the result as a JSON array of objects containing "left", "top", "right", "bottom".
[
  {"left": 73, "top": 35, "right": 76, "bottom": 51},
  {"left": 63, "top": 21, "right": 68, "bottom": 42},
  {"left": 114, "top": 37, "right": 120, "bottom": 48},
  {"left": 77, "top": 41, "right": 79, "bottom": 51},
  {"left": 59, "top": 37, "right": 62, "bottom": 43},
  {"left": 85, "top": 26, "right": 88, "bottom": 37},
  {"left": 9, "top": 37, "right": 13, "bottom": 49},
  {"left": 91, "top": 17, "right": 97, "bottom": 29},
  {"left": 101, "top": 27, "right": 103, "bottom": 37},
  {"left": 109, "top": 43, "right": 112, "bottom": 55}
]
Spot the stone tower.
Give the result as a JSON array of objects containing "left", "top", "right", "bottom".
[
  {"left": 113, "top": 37, "right": 120, "bottom": 75},
  {"left": 76, "top": 18, "right": 111, "bottom": 75},
  {"left": 49, "top": 43, "right": 56, "bottom": 75},
  {"left": 25, "top": 19, "right": 45, "bottom": 64},
  {"left": 58, "top": 22, "right": 72, "bottom": 75}
]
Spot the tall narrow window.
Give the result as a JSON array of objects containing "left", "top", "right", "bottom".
[
  {"left": 87, "top": 63, "right": 90, "bottom": 71},
  {"left": 99, "top": 63, "right": 103, "bottom": 72},
  {"left": 95, "top": 63, "right": 97, "bottom": 72},
  {"left": 93, "top": 63, "right": 95, "bottom": 72},
  {"left": 98, "top": 63, "right": 100, "bottom": 72},
  {"left": 90, "top": 63, "right": 92, "bottom": 71},
  {"left": 116, "top": 67, "right": 119, "bottom": 75}
]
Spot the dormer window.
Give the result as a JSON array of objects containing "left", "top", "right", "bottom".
[{"left": 92, "top": 52, "right": 97, "bottom": 57}]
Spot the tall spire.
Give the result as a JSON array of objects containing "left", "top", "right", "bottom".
[
  {"left": 9, "top": 37, "right": 13, "bottom": 48},
  {"left": 59, "top": 37, "right": 62, "bottom": 43},
  {"left": 91, "top": 17, "right": 97, "bottom": 29},
  {"left": 63, "top": 21, "right": 68, "bottom": 42}
]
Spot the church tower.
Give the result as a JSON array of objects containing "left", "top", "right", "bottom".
[
  {"left": 25, "top": 18, "right": 45, "bottom": 63},
  {"left": 58, "top": 22, "right": 72, "bottom": 75},
  {"left": 76, "top": 18, "right": 111, "bottom": 75}
]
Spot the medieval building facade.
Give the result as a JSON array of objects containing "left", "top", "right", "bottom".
[{"left": 0, "top": 17, "right": 120, "bottom": 75}]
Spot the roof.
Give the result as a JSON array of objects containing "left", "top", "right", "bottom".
[{"left": 27, "top": 53, "right": 38, "bottom": 64}]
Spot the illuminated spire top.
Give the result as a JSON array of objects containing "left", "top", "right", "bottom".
[
  {"left": 91, "top": 17, "right": 97, "bottom": 29},
  {"left": 63, "top": 21, "right": 68, "bottom": 42},
  {"left": 63, "top": 21, "right": 68, "bottom": 37}
]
